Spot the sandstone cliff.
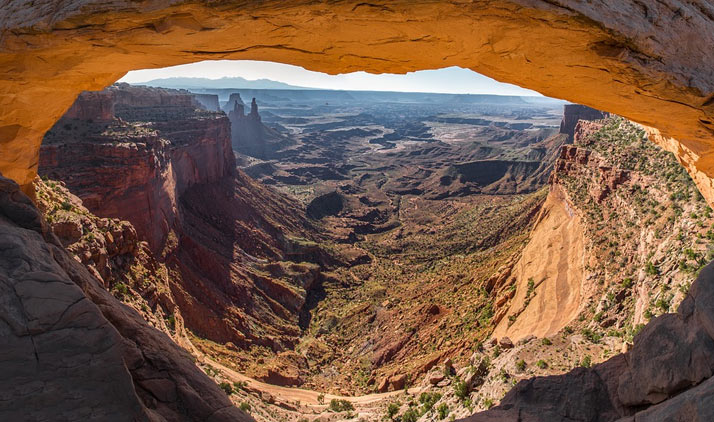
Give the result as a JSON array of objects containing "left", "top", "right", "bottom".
[
  {"left": 38, "top": 84, "right": 339, "bottom": 379},
  {"left": 469, "top": 261, "right": 714, "bottom": 422},
  {"left": 559, "top": 104, "right": 607, "bottom": 141},
  {"left": 40, "top": 84, "right": 235, "bottom": 252},
  {"left": 469, "top": 116, "right": 714, "bottom": 421}
]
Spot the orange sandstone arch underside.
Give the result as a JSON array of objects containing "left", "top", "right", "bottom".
[{"left": 1, "top": 0, "right": 713, "bottom": 199}]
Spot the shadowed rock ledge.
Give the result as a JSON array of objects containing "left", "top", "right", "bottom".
[{"left": 0, "top": 175, "right": 250, "bottom": 421}]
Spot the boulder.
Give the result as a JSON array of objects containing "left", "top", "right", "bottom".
[
  {"left": 498, "top": 337, "right": 514, "bottom": 349},
  {"left": 389, "top": 374, "right": 407, "bottom": 391}
]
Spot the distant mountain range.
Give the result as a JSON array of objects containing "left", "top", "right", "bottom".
[
  {"left": 133, "top": 77, "right": 566, "bottom": 106},
  {"left": 136, "top": 77, "right": 314, "bottom": 90}
]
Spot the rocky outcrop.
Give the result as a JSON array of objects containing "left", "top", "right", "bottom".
[
  {"left": 222, "top": 93, "right": 245, "bottom": 114},
  {"left": 195, "top": 93, "right": 220, "bottom": 112},
  {"left": 228, "top": 97, "right": 293, "bottom": 158},
  {"left": 38, "top": 85, "right": 338, "bottom": 365},
  {"left": 559, "top": 104, "right": 607, "bottom": 141},
  {"left": 64, "top": 90, "right": 115, "bottom": 122},
  {"left": 0, "top": 174, "right": 250, "bottom": 422},
  {"left": 40, "top": 84, "right": 234, "bottom": 252},
  {"left": 476, "top": 116, "right": 714, "bottom": 421},
  {"left": 467, "top": 261, "right": 714, "bottom": 422},
  {"left": 3, "top": 1, "right": 713, "bottom": 203}
]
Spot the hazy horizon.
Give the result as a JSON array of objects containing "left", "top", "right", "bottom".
[{"left": 119, "top": 60, "right": 544, "bottom": 96}]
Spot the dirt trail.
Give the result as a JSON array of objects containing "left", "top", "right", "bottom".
[{"left": 206, "top": 357, "right": 417, "bottom": 407}]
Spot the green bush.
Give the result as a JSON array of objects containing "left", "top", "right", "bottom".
[
  {"left": 536, "top": 360, "right": 547, "bottom": 369},
  {"left": 112, "top": 282, "right": 129, "bottom": 298},
  {"left": 580, "top": 355, "right": 592, "bottom": 368},
  {"left": 541, "top": 338, "right": 552, "bottom": 346},
  {"left": 645, "top": 261, "right": 659, "bottom": 276},
  {"left": 219, "top": 382, "right": 233, "bottom": 395},
  {"left": 329, "top": 399, "right": 354, "bottom": 412},
  {"left": 515, "top": 359, "right": 526, "bottom": 372},
  {"left": 483, "top": 398, "right": 494, "bottom": 410},
  {"left": 419, "top": 392, "right": 442, "bottom": 412},
  {"left": 453, "top": 378, "right": 469, "bottom": 400},
  {"left": 437, "top": 403, "right": 449, "bottom": 420},
  {"left": 387, "top": 403, "right": 399, "bottom": 419},
  {"left": 401, "top": 409, "right": 418, "bottom": 422},
  {"left": 239, "top": 402, "right": 250, "bottom": 412}
]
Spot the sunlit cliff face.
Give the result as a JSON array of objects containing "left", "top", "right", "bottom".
[{"left": 1, "top": 1, "right": 713, "bottom": 201}]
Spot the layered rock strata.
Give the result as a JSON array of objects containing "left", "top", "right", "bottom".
[{"left": 38, "top": 85, "right": 336, "bottom": 368}]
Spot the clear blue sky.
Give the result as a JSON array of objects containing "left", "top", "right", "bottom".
[{"left": 120, "top": 60, "right": 542, "bottom": 96}]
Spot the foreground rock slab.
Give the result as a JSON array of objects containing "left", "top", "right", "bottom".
[{"left": 0, "top": 175, "right": 250, "bottom": 421}]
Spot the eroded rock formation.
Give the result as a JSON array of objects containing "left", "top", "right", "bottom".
[
  {"left": 559, "top": 104, "right": 607, "bottom": 142},
  {"left": 38, "top": 85, "right": 338, "bottom": 373},
  {"left": 470, "top": 261, "right": 714, "bottom": 422},
  {"left": 0, "top": 175, "right": 250, "bottom": 422},
  {"left": 228, "top": 97, "right": 293, "bottom": 158},
  {"left": 40, "top": 84, "right": 234, "bottom": 251},
  {"left": 1, "top": 1, "right": 714, "bottom": 203}
]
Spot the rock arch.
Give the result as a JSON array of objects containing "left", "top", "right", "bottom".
[{"left": 1, "top": 1, "right": 713, "bottom": 200}]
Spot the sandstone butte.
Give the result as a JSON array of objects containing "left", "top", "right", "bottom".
[{"left": 0, "top": 1, "right": 713, "bottom": 202}]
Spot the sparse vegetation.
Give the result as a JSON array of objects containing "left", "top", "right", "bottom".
[{"left": 329, "top": 399, "right": 354, "bottom": 412}]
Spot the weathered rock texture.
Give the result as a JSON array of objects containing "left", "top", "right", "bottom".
[
  {"left": 0, "top": 175, "right": 250, "bottom": 422},
  {"left": 1, "top": 1, "right": 714, "bottom": 202},
  {"left": 472, "top": 115, "right": 714, "bottom": 421},
  {"left": 468, "top": 261, "right": 714, "bottom": 422},
  {"left": 40, "top": 84, "right": 234, "bottom": 251}
]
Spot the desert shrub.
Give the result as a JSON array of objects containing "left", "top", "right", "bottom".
[
  {"left": 645, "top": 261, "right": 659, "bottom": 276},
  {"left": 419, "top": 392, "right": 442, "bottom": 412},
  {"left": 536, "top": 360, "right": 547, "bottom": 369},
  {"left": 239, "top": 402, "right": 250, "bottom": 412},
  {"left": 580, "top": 355, "right": 592, "bottom": 368},
  {"left": 329, "top": 399, "right": 354, "bottom": 412},
  {"left": 483, "top": 398, "right": 494, "bottom": 409},
  {"left": 541, "top": 338, "right": 552, "bottom": 346},
  {"left": 515, "top": 359, "right": 526, "bottom": 372},
  {"left": 437, "top": 403, "right": 450, "bottom": 419},
  {"left": 387, "top": 403, "right": 399, "bottom": 419},
  {"left": 112, "top": 282, "right": 129, "bottom": 298},
  {"left": 401, "top": 409, "right": 418, "bottom": 422},
  {"left": 453, "top": 378, "right": 469, "bottom": 400},
  {"left": 219, "top": 382, "right": 233, "bottom": 395}
]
